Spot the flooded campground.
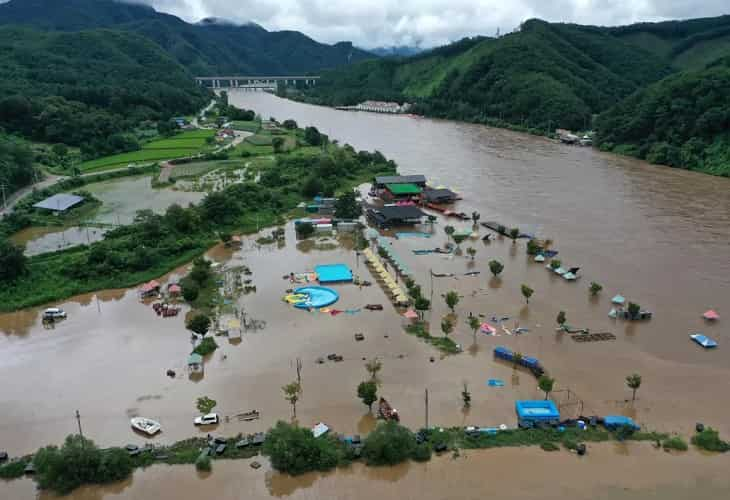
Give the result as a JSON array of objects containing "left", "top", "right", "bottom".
[{"left": 2, "top": 93, "right": 730, "bottom": 498}]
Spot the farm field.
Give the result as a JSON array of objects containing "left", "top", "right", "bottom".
[{"left": 79, "top": 130, "right": 216, "bottom": 172}]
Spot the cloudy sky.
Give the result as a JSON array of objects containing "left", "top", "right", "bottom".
[{"left": 145, "top": 0, "right": 727, "bottom": 48}]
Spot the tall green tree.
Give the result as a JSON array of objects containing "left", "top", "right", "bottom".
[
  {"left": 365, "top": 357, "right": 382, "bottom": 381},
  {"left": 521, "top": 284, "right": 534, "bottom": 304},
  {"left": 333, "top": 190, "right": 361, "bottom": 219},
  {"left": 357, "top": 380, "right": 378, "bottom": 411},
  {"left": 0, "top": 238, "right": 27, "bottom": 283},
  {"left": 467, "top": 315, "right": 481, "bottom": 341},
  {"left": 440, "top": 316, "right": 454, "bottom": 337},
  {"left": 444, "top": 290, "right": 460, "bottom": 312}
]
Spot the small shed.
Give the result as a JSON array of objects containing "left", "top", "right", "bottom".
[
  {"left": 33, "top": 193, "right": 84, "bottom": 213},
  {"left": 187, "top": 353, "right": 203, "bottom": 374}
]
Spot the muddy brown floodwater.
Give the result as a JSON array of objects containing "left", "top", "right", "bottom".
[{"left": 2, "top": 93, "right": 730, "bottom": 498}]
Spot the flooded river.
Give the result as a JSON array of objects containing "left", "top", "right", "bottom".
[{"left": 2, "top": 93, "right": 729, "bottom": 498}]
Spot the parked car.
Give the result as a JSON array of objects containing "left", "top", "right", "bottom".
[
  {"left": 43, "top": 307, "right": 67, "bottom": 320},
  {"left": 194, "top": 413, "right": 219, "bottom": 425}
]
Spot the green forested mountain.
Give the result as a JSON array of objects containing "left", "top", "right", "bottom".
[
  {"left": 595, "top": 58, "right": 730, "bottom": 176},
  {"left": 303, "top": 20, "right": 672, "bottom": 130},
  {"left": 0, "top": 0, "right": 373, "bottom": 75},
  {"left": 609, "top": 15, "right": 730, "bottom": 70},
  {"left": 0, "top": 26, "right": 208, "bottom": 156}
]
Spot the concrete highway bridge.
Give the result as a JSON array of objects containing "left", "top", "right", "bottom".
[{"left": 195, "top": 76, "right": 320, "bottom": 90}]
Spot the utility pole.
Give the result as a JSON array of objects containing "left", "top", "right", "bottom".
[
  {"left": 296, "top": 357, "right": 302, "bottom": 385},
  {"left": 424, "top": 389, "right": 429, "bottom": 429},
  {"left": 75, "top": 410, "right": 84, "bottom": 437}
]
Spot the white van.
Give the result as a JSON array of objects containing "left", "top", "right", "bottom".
[{"left": 43, "top": 307, "right": 67, "bottom": 320}]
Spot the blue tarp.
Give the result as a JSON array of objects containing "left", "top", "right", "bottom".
[
  {"left": 487, "top": 379, "right": 505, "bottom": 387},
  {"left": 315, "top": 264, "right": 353, "bottom": 283},
  {"left": 603, "top": 415, "right": 640, "bottom": 430}
]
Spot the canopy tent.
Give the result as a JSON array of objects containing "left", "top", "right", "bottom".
[
  {"left": 140, "top": 280, "right": 160, "bottom": 293},
  {"left": 168, "top": 284, "right": 182, "bottom": 295},
  {"left": 534, "top": 254, "right": 546, "bottom": 262},
  {"left": 611, "top": 294, "right": 626, "bottom": 305},
  {"left": 403, "top": 309, "right": 419, "bottom": 320},
  {"left": 703, "top": 310, "right": 720, "bottom": 321}
]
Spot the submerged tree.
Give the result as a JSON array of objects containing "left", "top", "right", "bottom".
[
  {"left": 626, "top": 373, "right": 642, "bottom": 401},
  {"left": 556, "top": 310, "right": 567, "bottom": 326},
  {"left": 461, "top": 382, "right": 472, "bottom": 408},
  {"left": 509, "top": 228, "right": 520, "bottom": 242},
  {"left": 466, "top": 246, "right": 477, "bottom": 260},
  {"left": 627, "top": 302, "right": 641, "bottom": 320},
  {"left": 444, "top": 225, "right": 455, "bottom": 242},
  {"left": 521, "top": 284, "right": 534, "bottom": 304},
  {"left": 512, "top": 352, "right": 523, "bottom": 369},
  {"left": 187, "top": 314, "right": 211, "bottom": 336},
  {"left": 467, "top": 315, "right": 481, "bottom": 341},
  {"left": 196, "top": 396, "right": 217, "bottom": 414},
  {"left": 489, "top": 259, "right": 504, "bottom": 277},
  {"left": 538, "top": 375, "right": 555, "bottom": 400},
  {"left": 589, "top": 281, "right": 603, "bottom": 296},
  {"left": 441, "top": 316, "right": 454, "bottom": 337},
  {"left": 357, "top": 380, "right": 378, "bottom": 411},
  {"left": 444, "top": 290, "right": 460, "bottom": 312},
  {"left": 365, "top": 357, "right": 382, "bottom": 381},
  {"left": 283, "top": 381, "right": 302, "bottom": 419},
  {"left": 414, "top": 297, "right": 431, "bottom": 319}
]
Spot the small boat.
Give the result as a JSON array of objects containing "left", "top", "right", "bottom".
[
  {"left": 690, "top": 334, "right": 718, "bottom": 349},
  {"left": 237, "top": 410, "right": 261, "bottom": 421},
  {"left": 130, "top": 417, "right": 161, "bottom": 436},
  {"left": 365, "top": 304, "right": 384, "bottom": 311},
  {"left": 412, "top": 249, "right": 433, "bottom": 255}
]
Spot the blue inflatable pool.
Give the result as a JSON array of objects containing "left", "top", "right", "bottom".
[{"left": 293, "top": 286, "right": 340, "bottom": 309}]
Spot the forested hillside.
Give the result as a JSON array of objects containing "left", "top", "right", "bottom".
[
  {"left": 595, "top": 58, "right": 730, "bottom": 176},
  {"left": 0, "top": 0, "right": 373, "bottom": 75},
  {"left": 609, "top": 15, "right": 730, "bottom": 70},
  {"left": 0, "top": 27, "right": 208, "bottom": 158},
  {"left": 0, "top": 135, "right": 35, "bottom": 197},
  {"left": 303, "top": 20, "right": 671, "bottom": 130}
]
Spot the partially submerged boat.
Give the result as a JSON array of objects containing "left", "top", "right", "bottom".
[
  {"left": 690, "top": 333, "right": 718, "bottom": 349},
  {"left": 130, "top": 417, "right": 161, "bottom": 436}
]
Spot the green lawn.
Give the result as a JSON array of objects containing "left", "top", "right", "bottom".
[
  {"left": 245, "top": 134, "right": 273, "bottom": 146},
  {"left": 231, "top": 120, "right": 261, "bottom": 133},
  {"left": 78, "top": 130, "right": 216, "bottom": 172}
]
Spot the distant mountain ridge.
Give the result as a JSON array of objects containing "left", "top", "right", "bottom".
[{"left": 0, "top": 0, "right": 375, "bottom": 75}]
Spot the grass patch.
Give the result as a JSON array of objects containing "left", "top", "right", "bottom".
[
  {"left": 231, "top": 120, "right": 261, "bottom": 133},
  {"left": 540, "top": 441, "right": 560, "bottom": 452},
  {"left": 662, "top": 436, "right": 688, "bottom": 451},
  {"left": 245, "top": 134, "right": 273, "bottom": 146},
  {"left": 405, "top": 322, "right": 461, "bottom": 354}
]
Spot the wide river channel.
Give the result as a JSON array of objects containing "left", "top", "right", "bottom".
[{"left": 2, "top": 92, "right": 729, "bottom": 499}]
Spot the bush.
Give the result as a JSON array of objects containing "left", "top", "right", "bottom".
[
  {"left": 263, "top": 421, "right": 343, "bottom": 475},
  {"left": 296, "top": 222, "right": 315, "bottom": 238},
  {"left": 0, "top": 459, "right": 28, "bottom": 479},
  {"left": 193, "top": 337, "right": 218, "bottom": 356},
  {"left": 692, "top": 428, "right": 730, "bottom": 452},
  {"left": 411, "top": 442, "right": 432, "bottom": 461},
  {"left": 195, "top": 454, "right": 211, "bottom": 471},
  {"left": 362, "top": 421, "right": 416, "bottom": 466},
  {"left": 562, "top": 436, "right": 579, "bottom": 450},
  {"left": 182, "top": 281, "right": 199, "bottom": 302},
  {"left": 541, "top": 441, "right": 560, "bottom": 452},
  {"left": 187, "top": 314, "right": 211, "bottom": 336},
  {"left": 662, "top": 436, "right": 688, "bottom": 451},
  {"left": 34, "top": 435, "right": 133, "bottom": 494}
]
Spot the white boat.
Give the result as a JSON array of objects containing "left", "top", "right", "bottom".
[{"left": 130, "top": 417, "right": 161, "bottom": 436}]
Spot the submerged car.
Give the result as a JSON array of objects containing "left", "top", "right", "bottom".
[
  {"left": 194, "top": 413, "right": 220, "bottom": 425},
  {"left": 43, "top": 307, "right": 67, "bottom": 320}
]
